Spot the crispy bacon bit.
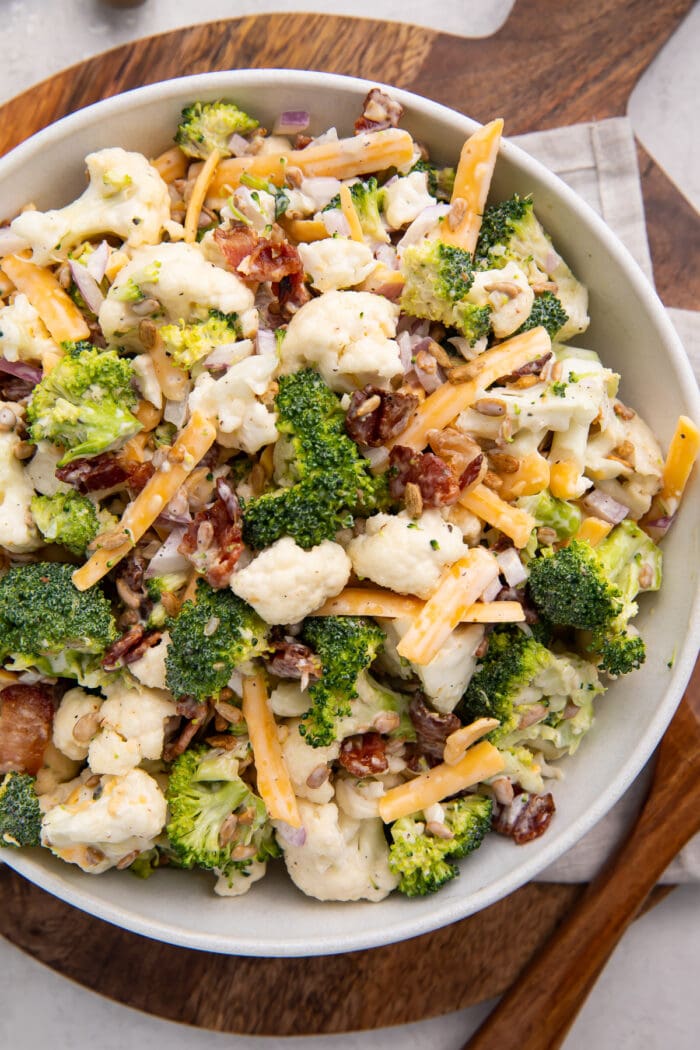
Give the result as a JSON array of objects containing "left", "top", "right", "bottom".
[
  {"left": 339, "top": 732, "right": 389, "bottom": 776},
  {"left": 163, "top": 700, "right": 213, "bottom": 762},
  {"left": 56, "top": 452, "right": 129, "bottom": 493},
  {"left": 496, "top": 584, "right": 540, "bottom": 625},
  {"left": 389, "top": 445, "right": 460, "bottom": 507},
  {"left": 493, "top": 791, "right": 555, "bottom": 844},
  {"left": 126, "top": 461, "right": 155, "bottom": 494},
  {"left": 175, "top": 697, "right": 201, "bottom": 720},
  {"left": 214, "top": 223, "right": 259, "bottom": 269},
  {"left": 267, "top": 638, "right": 322, "bottom": 683},
  {"left": 346, "top": 386, "right": 419, "bottom": 448},
  {"left": 274, "top": 270, "right": 311, "bottom": 312},
  {"left": 501, "top": 351, "right": 553, "bottom": 384},
  {"left": 0, "top": 684, "right": 54, "bottom": 776},
  {"left": 102, "top": 625, "right": 163, "bottom": 671},
  {"left": 0, "top": 376, "right": 35, "bottom": 402},
  {"left": 114, "top": 552, "right": 150, "bottom": 620},
  {"left": 408, "top": 695, "right": 460, "bottom": 763},
  {"left": 243, "top": 239, "right": 305, "bottom": 284},
  {"left": 179, "top": 478, "right": 244, "bottom": 589},
  {"left": 427, "top": 426, "right": 484, "bottom": 490},
  {"left": 354, "top": 88, "right": 404, "bottom": 134}
]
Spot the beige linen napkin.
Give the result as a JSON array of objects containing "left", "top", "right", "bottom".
[{"left": 513, "top": 118, "right": 700, "bottom": 884}]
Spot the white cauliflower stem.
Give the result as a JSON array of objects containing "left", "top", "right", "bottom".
[
  {"left": 281, "top": 799, "right": 398, "bottom": 902},
  {"left": 41, "top": 768, "right": 167, "bottom": 873},
  {"left": 11, "top": 148, "right": 173, "bottom": 265},
  {"left": 279, "top": 290, "right": 402, "bottom": 392},
  {"left": 230, "top": 537, "right": 351, "bottom": 624},
  {"left": 347, "top": 510, "right": 464, "bottom": 599}
]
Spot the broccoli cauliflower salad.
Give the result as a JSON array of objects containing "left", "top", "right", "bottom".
[{"left": 0, "top": 89, "right": 697, "bottom": 904}]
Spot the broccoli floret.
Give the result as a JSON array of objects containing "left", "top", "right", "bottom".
[
  {"left": 475, "top": 194, "right": 588, "bottom": 340},
  {"left": 298, "top": 616, "right": 385, "bottom": 747},
  {"left": 145, "top": 571, "right": 189, "bottom": 628},
  {"left": 323, "top": 177, "right": 386, "bottom": 241},
  {"left": 165, "top": 581, "right": 269, "bottom": 702},
  {"left": 456, "top": 626, "right": 554, "bottom": 740},
  {"left": 26, "top": 342, "right": 141, "bottom": 465},
  {"left": 410, "top": 159, "right": 456, "bottom": 201},
  {"left": 166, "top": 746, "right": 279, "bottom": 873},
  {"left": 0, "top": 772, "right": 41, "bottom": 848},
  {"left": 242, "top": 370, "right": 389, "bottom": 550},
  {"left": 517, "top": 490, "right": 581, "bottom": 541},
  {"left": 517, "top": 291, "right": 569, "bottom": 340},
  {"left": 159, "top": 309, "right": 240, "bottom": 372},
  {"left": 175, "top": 100, "right": 259, "bottom": 160},
  {"left": 527, "top": 522, "right": 662, "bottom": 675},
  {"left": 389, "top": 796, "right": 492, "bottom": 896},
  {"left": 0, "top": 562, "right": 117, "bottom": 680},
  {"left": 400, "top": 239, "right": 491, "bottom": 343},
  {"left": 30, "top": 490, "right": 112, "bottom": 555}
]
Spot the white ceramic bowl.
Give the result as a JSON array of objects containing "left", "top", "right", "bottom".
[{"left": 1, "top": 70, "right": 698, "bottom": 957}]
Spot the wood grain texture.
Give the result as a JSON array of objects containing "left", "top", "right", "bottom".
[
  {"left": 465, "top": 660, "right": 700, "bottom": 1050},
  {"left": 0, "top": 0, "right": 697, "bottom": 1036}
]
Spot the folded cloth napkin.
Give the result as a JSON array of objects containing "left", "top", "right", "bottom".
[{"left": 512, "top": 117, "right": 700, "bottom": 884}]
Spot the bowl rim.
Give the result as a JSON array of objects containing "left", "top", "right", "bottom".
[{"left": 1, "top": 68, "right": 699, "bottom": 957}]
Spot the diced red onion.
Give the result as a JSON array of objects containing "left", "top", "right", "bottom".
[
  {"left": 397, "top": 204, "right": 449, "bottom": 253},
  {"left": 85, "top": 240, "right": 109, "bottom": 282},
  {"left": 273, "top": 110, "right": 310, "bottom": 135},
  {"left": 580, "top": 488, "right": 629, "bottom": 524},
  {"left": 0, "top": 357, "right": 42, "bottom": 385},
  {"left": 481, "top": 576, "right": 502, "bottom": 602},
  {"left": 144, "top": 528, "right": 190, "bottom": 578},
  {"left": 413, "top": 359, "right": 443, "bottom": 394},
  {"left": 275, "top": 820, "right": 307, "bottom": 847},
  {"left": 157, "top": 486, "right": 192, "bottom": 527},
  {"left": 228, "top": 133, "right": 251, "bottom": 157},
  {"left": 0, "top": 227, "right": 30, "bottom": 258},
  {"left": 202, "top": 343, "right": 243, "bottom": 371},
  {"left": 497, "top": 547, "right": 529, "bottom": 587},
  {"left": 374, "top": 243, "right": 398, "bottom": 269},
  {"left": 255, "top": 329, "right": 277, "bottom": 357},
  {"left": 164, "top": 398, "right": 188, "bottom": 428},
  {"left": 321, "top": 209, "right": 350, "bottom": 238},
  {"left": 396, "top": 330, "right": 414, "bottom": 373},
  {"left": 69, "top": 260, "right": 104, "bottom": 314}
]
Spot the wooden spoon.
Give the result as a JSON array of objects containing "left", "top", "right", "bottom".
[{"left": 464, "top": 659, "right": 700, "bottom": 1050}]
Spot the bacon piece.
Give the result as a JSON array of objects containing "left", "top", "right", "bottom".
[
  {"left": 0, "top": 375, "right": 35, "bottom": 402},
  {"left": 214, "top": 223, "right": 259, "bottom": 269},
  {"left": 163, "top": 701, "right": 213, "bottom": 762},
  {"left": 274, "top": 270, "right": 311, "bottom": 312},
  {"left": 345, "top": 386, "right": 419, "bottom": 448},
  {"left": 389, "top": 445, "right": 461, "bottom": 507},
  {"left": 0, "top": 684, "right": 54, "bottom": 776},
  {"left": 243, "top": 239, "right": 305, "bottom": 284},
  {"left": 493, "top": 791, "right": 556, "bottom": 844},
  {"left": 501, "top": 351, "right": 552, "bottom": 383},
  {"left": 178, "top": 478, "right": 244, "bottom": 589},
  {"left": 354, "top": 88, "right": 404, "bottom": 134},
  {"left": 267, "top": 638, "right": 322, "bottom": 683},
  {"left": 56, "top": 451, "right": 129, "bottom": 493},
  {"left": 496, "top": 584, "right": 540, "bottom": 625},
  {"left": 339, "top": 732, "right": 389, "bottom": 776},
  {"left": 102, "top": 625, "right": 163, "bottom": 671},
  {"left": 408, "top": 695, "right": 461, "bottom": 763}
]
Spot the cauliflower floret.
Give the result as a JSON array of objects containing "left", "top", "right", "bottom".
[
  {"left": 383, "top": 171, "right": 436, "bottom": 230},
  {"left": 11, "top": 148, "right": 174, "bottom": 266},
  {"left": 269, "top": 681, "right": 311, "bottom": 718},
  {"left": 0, "top": 429, "right": 42, "bottom": 552},
  {"left": 41, "top": 768, "right": 167, "bottom": 873},
  {"left": 298, "top": 238, "right": 376, "bottom": 293},
  {"left": 584, "top": 400, "right": 663, "bottom": 517},
  {"left": 334, "top": 775, "right": 388, "bottom": 820},
  {"left": 280, "top": 799, "right": 398, "bottom": 902},
  {"left": 34, "top": 742, "right": 82, "bottom": 797},
  {"left": 466, "top": 261, "right": 535, "bottom": 339},
  {"left": 131, "top": 353, "right": 162, "bottom": 409},
  {"left": 99, "top": 241, "right": 255, "bottom": 350},
  {"left": 188, "top": 353, "right": 277, "bottom": 453},
  {"left": 230, "top": 537, "right": 351, "bottom": 624},
  {"left": 214, "top": 858, "right": 268, "bottom": 897},
  {"left": 228, "top": 186, "right": 276, "bottom": 231},
  {"left": 279, "top": 290, "right": 402, "bottom": 393},
  {"left": 384, "top": 619, "right": 485, "bottom": 713},
  {"left": 0, "top": 293, "right": 57, "bottom": 365},
  {"left": 347, "top": 510, "right": 464, "bottom": 599},
  {"left": 127, "top": 632, "right": 170, "bottom": 691},
  {"left": 24, "top": 440, "right": 71, "bottom": 496},
  {"left": 53, "top": 686, "right": 103, "bottom": 762},
  {"left": 87, "top": 682, "right": 178, "bottom": 776},
  {"left": 282, "top": 720, "right": 339, "bottom": 804}
]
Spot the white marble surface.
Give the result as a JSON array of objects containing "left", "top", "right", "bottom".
[{"left": 1, "top": 3, "right": 699, "bottom": 1049}]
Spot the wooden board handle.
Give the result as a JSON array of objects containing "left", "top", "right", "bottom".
[{"left": 464, "top": 689, "right": 700, "bottom": 1050}]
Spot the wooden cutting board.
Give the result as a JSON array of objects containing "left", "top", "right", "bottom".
[{"left": 0, "top": 0, "right": 697, "bottom": 1036}]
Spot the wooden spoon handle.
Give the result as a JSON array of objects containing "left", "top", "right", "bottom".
[{"left": 463, "top": 703, "right": 700, "bottom": 1050}]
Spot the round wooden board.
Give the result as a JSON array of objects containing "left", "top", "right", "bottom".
[{"left": 0, "top": 0, "right": 697, "bottom": 1037}]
